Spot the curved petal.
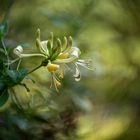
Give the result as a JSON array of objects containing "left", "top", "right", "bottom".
[
  {"left": 19, "top": 53, "right": 46, "bottom": 58},
  {"left": 13, "top": 46, "right": 23, "bottom": 57},
  {"left": 13, "top": 46, "right": 46, "bottom": 58},
  {"left": 73, "top": 63, "right": 81, "bottom": 81},
  {"left": 71, "top": 47, "right": 81, "bottom": 57},
  {"left": 40, "top": 40, "right": 49, "bottom": 55},
  {"left": 54, "top": 56, "right": 78, "bottom": 63},
  {"left": 36, "top": 38, "right": 44, "bottom": 53},
  {"left": 62, "top": 36, "right": 72, "bottom": 53},
  {"left": 76, "top": 59, "right": 93, "bottom": 70},
  {"left": 54, "top": 47, "right": 81, "bottom": 64}
]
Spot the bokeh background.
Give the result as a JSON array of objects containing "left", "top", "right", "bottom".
[{"left": 0, "top": 0, "right": 140, "bottom": 140}]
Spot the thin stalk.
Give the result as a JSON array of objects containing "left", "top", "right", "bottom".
[
  {"left": 27, "top": 59, "right": 49, "bottom": 75},
  {"left": 16, "top": 59, "right": 21, "bottom": 70},
  {"left": 27, "top": 64, "right": 42, "bottom": 75}
]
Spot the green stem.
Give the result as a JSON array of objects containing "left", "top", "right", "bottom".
[
  {"left": 27, "top": 59, "right": 49, "bottom": 75},
  {"left": 27, "top": 64, "right": 42, "bottom": 75}
]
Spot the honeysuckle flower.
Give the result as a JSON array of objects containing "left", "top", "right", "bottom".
[{"left": 13, "top": 29, "right": 92, "bottom": 91}]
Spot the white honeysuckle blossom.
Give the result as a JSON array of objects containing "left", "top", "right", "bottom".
[{"left": 13, "top": 29, "right": 92, "bottom": 91}]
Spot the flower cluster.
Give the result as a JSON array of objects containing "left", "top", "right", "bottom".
[{"left": 13, "top": 29, "right": 92, "bottom": 91}]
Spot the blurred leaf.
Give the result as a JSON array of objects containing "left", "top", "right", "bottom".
[
  {"left": 0, "top": 88, "right": 9, "bottom": 107},
  {"left": 0, "top": 59, "right": 4, "bottom": 75},
  {"left": 0, "top": 21, "right": 8, "bottom": 39},
  {"left": 6, "top": 69, "right": 28, "bottom": 86},
  {"left": 0, "top": 78, "right": 6, "bottom": 93},
  {"left": 0, "top": 48, "right": 5, "bottom": 54}
]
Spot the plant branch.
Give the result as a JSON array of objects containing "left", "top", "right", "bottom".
[{"left": 27, "top": 59, "right": 49, "bottom": 75}]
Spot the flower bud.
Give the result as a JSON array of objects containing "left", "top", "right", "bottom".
[{"left": 13, "top": 45, "right": 23, "bottom": 56}]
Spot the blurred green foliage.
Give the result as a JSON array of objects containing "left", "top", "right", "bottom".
[{"left": 0, "top": 0, "right": 140, "bottom": 140}]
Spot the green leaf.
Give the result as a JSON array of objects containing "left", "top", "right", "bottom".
[
  {"left": 0, "top": 88, "right": 9, "bottom": 107},
  {"left": 0, "top": 60, "right": 4, "bottom": 70},
  {"left": 0, "top": 78, "right": 6, "bottom": 92},
  {"left": 0, "top": 21, "right": 8, "bottom": 39},
  {"left": 0, "top": 60, "right": 5, "bottom": 76},
  {"left": 6, "top": 69, "right": 28, "bottom": 86}
]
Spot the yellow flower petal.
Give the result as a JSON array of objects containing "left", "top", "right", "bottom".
[{"left": 47, "top": 63, "right": 60, "bottom": 72}]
